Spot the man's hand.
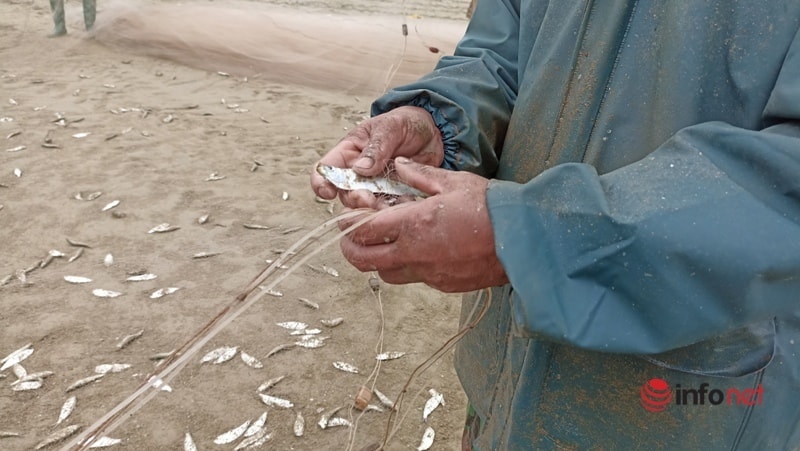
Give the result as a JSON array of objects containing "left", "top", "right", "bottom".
[
  {"left": 310, "top": 106, "right": 444, "bottom": 203},
  {"left": 339, "top": 157, "right": 508, "bottom": 293}
]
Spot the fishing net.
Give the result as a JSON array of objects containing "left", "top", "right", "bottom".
[{"left": 89, "top": 0, "right": 469, "bottom": 95}]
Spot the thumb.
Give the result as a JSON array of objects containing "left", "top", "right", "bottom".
[{"left": 392, "top": 157, "right": 447, "bottom": 196}]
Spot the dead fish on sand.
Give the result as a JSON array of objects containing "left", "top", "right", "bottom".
[
  {"left": 148, "top": 223, "right": 180, "bottom": 234},
  {"left": 34, "top": 424, "right": 82, "bottom": 450},
  {"left": 200, "top": 346, "right": 238, "bottom": 364},
  {"left": 66, "top": 374, "right": 104, "bottom": 392}
]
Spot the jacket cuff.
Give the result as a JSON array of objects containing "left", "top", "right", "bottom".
[{"left": 371, "top": 93, "right": 459, "bottom": 170}]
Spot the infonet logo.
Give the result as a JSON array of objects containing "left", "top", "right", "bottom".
[{"left": 640, "top": 378, "right": 764, "bottom": 412}]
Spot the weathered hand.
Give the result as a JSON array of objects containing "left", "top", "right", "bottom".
[
  {"left": 339, "top": 157, "right": 509, "bottom": 293},
  {"left": 310, "top": 106, "right": 444, "bottom": 205}
]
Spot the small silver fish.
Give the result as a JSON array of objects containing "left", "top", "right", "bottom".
[
  {"left": 316, "top": 163, "right": 427, "bottom": 198},
  {"left": 375, "top": 351, "right": 406, "bottom": 361},
  {"left": 243, "top": 223, "right": 271, "bottom": 230},
  {"left": 213, "top": 420, "right": 251, "bottom": 445},
  {"left": 68, "top": 248, "right": 84, "bottom": 263},
  {"left": 64, "top": 275, "right": 92, "bottom": 284},
  {"left": 332, "top": 361, "right": 359, "bottom": 374},
  {"left": 320, "top": 317, "right": 344, "bottom": 328},
  {"left": 15, "top": 370, "right": 54, "bottom": 384},
  {"left": 34, "top": 424, "right": 82, "bottom": 450},
  {"left": 261, "top": 287, "right": 283, "bottom": 297},
  {"left": 148, "top": 223, "right": 179, "bottom": 234},
  {"left": 244, "top": 411, "right": 268, "bottom": 438},
  {"left": 259, "top": 393, "right": 294, "bottom": 408},
  {"left": 72, "top": 132, "right": 91, "bottom": 139},
  {"left": 293, "top": 412, "right": 305, "bottom": 437},
  {"left": 1, "top": 345, "right": 33, "bottom": 372},
  {"left": 104, "top": 254, "right": 114, "bottom": 267},
  {"left": 192, "top": 251, "right": 220, "bottom": 259},
  {"left": 116, "top": 329, "right": 144, "bottom": 350},
  {"left": 297, "top": 298, "right": 319, "bottom": 309},
  {"left": 5, "top": 145, "right": 25, "bottom": 152},
  {"left": 200, "top": 346, "right": 238, "bottom": 364},
  {"left": 183, "top": 433, "right": 197, "bottom": 451},
  {"left": 92, "top": 289, "right": 123, "bottom": 298},
  {"left": 206, "top": 172, "right": 225, "bottom": 181},
  {"left": 11, "top": 363, "right": 27, "bottom": 379},
  {"left": 66, "top": 373, "right": 104, "bottom": 392},
  {"left": 147, "top": 375, "right": 172, "bottom": 392},
  {"left": 276, "top": 321, "right": 307, "bottom": 331},
  {"left": 66, "top": 237, "right": 92, "bottom": 248},
  {"left": 290, "top": 328, "right": 322, "bottom": 336},
  {"left": 423, "top": 389, "right": 445, "bottom": 422},
  {"left": 101, "top": 200, "right": 120, "bottom": 212},
  {"left": 197, "top": 214, "right": 210, "bottom": 224},
  {"left": 240, "top": 351, "right": 263, "bottom": 369},
  {"left": 325, "top": 417, "right": 352, "bottom": 428},
  {"left": 233, "top": 429, "right": 272, "bottom": 450},
  {"left": 266, "top": 343, "right": 294, "bottom": 358},
  {"left": 294, "top": 337, "right": 326, "bottom": 349},
  {"left": 149, "top": 350, "right": 175, "bottom": 361},
  {"left": 281, "top": 191, "right": 289, "bottom": 201},
  {"left": 373, "top": 388, "right": 396, "bottom": 410},
  {"left": 322, "top": 265, "right": 339, "bottom": 277},
  {"left": 126, "top": 273, "right": 157, "bottom": 282},
  {"left": 94, "top": 363, "right": 131, "bottom": 374},
  {"left": 280, "top": 226, "right": 302, "bottom": 235},
  {"left": 57, "top": 396, "right": 77, "bottom": 425},
  {"left": 87, "top": 436, "right": 122, "bottom": 448},
  {"left": 417, "top": 426, "right": 435, "bottom": 450},
  {"left": 11, "top": 380, "right": 42, "bottom": 391},
  {"left": 317, "top": 406, "right": 343, "bottom": 430},
  {"left": 150, "top": 287, "right": 180, "bottom": 299},
  {"left": 257, "top": 375, "right": 286, "bottom": 392}
]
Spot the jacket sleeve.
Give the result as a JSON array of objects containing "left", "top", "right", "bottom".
[
  {"left": 488, "top": 29, "right": 800, "bottom": 354},
  {"left": 371, "top": 0, "right": 521, "bottom": 177}
]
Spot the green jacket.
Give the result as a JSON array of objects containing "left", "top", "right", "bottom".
[{"left": 373, "top": 0, "right": 800, "bottom": 449}]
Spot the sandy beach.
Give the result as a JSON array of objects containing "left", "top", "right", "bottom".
[{"left": 0, "top": 0, "right": 471, "bottom": 449}]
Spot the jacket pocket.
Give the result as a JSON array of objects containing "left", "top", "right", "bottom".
[{"left": 638, "top": 318, "right": 775, "bottom": 377}]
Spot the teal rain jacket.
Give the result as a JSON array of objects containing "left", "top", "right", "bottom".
[{"left": 372, "top": 1, "right": 800, "bottom": 449}]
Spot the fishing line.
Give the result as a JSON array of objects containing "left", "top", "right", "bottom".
[{"left": 61, "top": 207, "right": 397, "bottom": 450}]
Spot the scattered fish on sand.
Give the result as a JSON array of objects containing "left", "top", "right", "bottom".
[
  {"left": 259, "top": 393, "right": 294, "bottom": 409},
  {"left": 213, "top": 419, "right": 251, "bottom": 445},
  {"left": 147, "top": 223, "right": 180, "bottom": 233},
  {"left": 423, "top": 388, "right": 445, "bottom": 422},
  {"left": 376, "top": 351, "right": 406, "bottom": 361},
  {"left": 417, "top": 426, "right": 435, "bottom": 450},
  {"left": 332, "top": 361, "right": 359, "bottom": 374},
  {"left": 257, "top": 375, "right": 286, "bottom": 392},
  {"left": 1, "top": 343, "right": 34, "bottom": 371},
  {"left": 116, "top": 329, "right": 144, "bottom": 350},
  {"left": 92, "top": 289, "right": 123, "bottom": 298},
  {"left": 33, "top": 424, "right": 82, "bottom": 450},
  {"left": 66, "top": 373, "right": 104, "bottom": 392},
  {"left": 200, "top": 346, "right": 238, "bottom": 364},
  {"left": 56, "top": 396, "right": 76, "bottom": 425}
]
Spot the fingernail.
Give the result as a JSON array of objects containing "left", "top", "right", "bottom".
[
  {"left": 355, "top": 156, "right": 374, "bottom": 169},
  {"left": 396, "top": 156, "right": 410, "bottom": 164}
]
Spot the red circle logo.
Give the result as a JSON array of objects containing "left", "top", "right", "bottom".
[{"left": 640, "top": 378, "right": 672, "bottom": 412}]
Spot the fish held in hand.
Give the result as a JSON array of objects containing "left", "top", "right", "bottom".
[{"left": 316, "top": 163, "right": 428, "bottom": 198}]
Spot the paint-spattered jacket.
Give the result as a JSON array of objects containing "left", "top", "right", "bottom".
[{"left": 372, "top": 1, "right": 800, "bottom": 449}]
